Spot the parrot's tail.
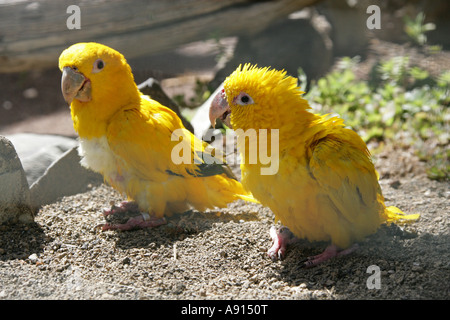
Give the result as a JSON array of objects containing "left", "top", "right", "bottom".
[
  {"left": 186, "top": 175, "right": 259, "bottom": 213},
  {"left": 384, "top": 206, "right": 420, "bottom": 224},
  {"left": 235, "top": 193, "right": 259, "bottom": 204},
  {"left": 205, "top": 175, "right": 259, "bottom": 208}
]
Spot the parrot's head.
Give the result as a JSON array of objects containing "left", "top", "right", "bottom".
[
  {"left": 209, "top": 64, "right": 309, "bottom": 131},
  {"left": 58, "top": 42, "right": 139, "bottom": 114}
]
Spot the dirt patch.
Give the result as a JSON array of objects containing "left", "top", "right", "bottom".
[{"left": 0, "top": 145, "right": 448, "bottom": 300}]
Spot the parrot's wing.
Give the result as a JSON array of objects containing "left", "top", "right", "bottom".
[
  {"left": 107, "top": 102, "right": 235, "bottom": 181},
  {"left": 309, "top": 137, "right": 381, "bottom": 224}
]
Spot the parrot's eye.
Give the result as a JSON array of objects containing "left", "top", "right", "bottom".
[
  {"left": 235, "top": 92, "right": 254, "bottom": 106},
  {"left": 92, "top": 59, "right": 105, "bottom": 73}
]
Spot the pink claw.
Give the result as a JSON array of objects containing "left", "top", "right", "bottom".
[
  {"left": 266, "top": 225, "right": 359, "bottom": 267},
  {"left": 103, "top": 201, "right": 139, "bottom": 216},
  {"left": 267, "top": 226, "right": 298, "bottom": 260},
  {"left": 302, "top": 244, "right": 359, "bottom": 268},
  {"left": 102, "top": 213, "right": 167, "bottom": 231}
]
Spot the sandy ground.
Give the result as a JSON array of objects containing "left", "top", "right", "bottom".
[{"left": 0, "top": 143, "right": 448, "bottom": 302}]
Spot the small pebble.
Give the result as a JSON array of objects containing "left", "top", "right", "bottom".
[
  {"left": 28, "top": 253, "right": 38, "bottom": 264},
  {"left": 23, "top": 87, "right": 39, "bottom": 99},
  {"left": 122, "top": 257, "right": 131, "bottom": 265}
]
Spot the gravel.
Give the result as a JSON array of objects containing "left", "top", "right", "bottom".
[{"left": 0, "top": 145, "right": 448, "bottom": 301}]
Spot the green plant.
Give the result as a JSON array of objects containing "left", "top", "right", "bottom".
[
  {"left": 301, "top": 55, "right": 449, "bottom": 181},
  {"left": 403, "top": 12, "right": 435, "bottom": 46},
  {"left": 173, "top": 79, "right": 212, "bottom": 109},
  {"left": 402, "top": 11, "right": 442, "bottom": 53}
]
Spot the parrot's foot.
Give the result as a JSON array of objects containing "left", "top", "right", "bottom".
[
  {"left": 102, "top": 212, "right": 167, "bottom": 231},
  {"left": 267, "top": 226, "right": 298, "bottom": 260},
  {"left": 102, "top": 201, "right": 166, "bottom": 231},
  {"left": 302, "top": 244, "right": 359, "bottom": 268},
  {"left": 103, "top": 201, "right": 139, "bottom": 216}
]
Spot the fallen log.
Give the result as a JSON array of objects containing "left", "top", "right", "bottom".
[{"left": 0, "top": 0, "right": 319, "bottom": 73}]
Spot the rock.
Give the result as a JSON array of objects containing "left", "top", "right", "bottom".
[
  {"left": 28, "top": 253, "right": 39, "bottom": 263},
  {"left": 318, "top": 0, "right": 369, "bottom": 57},
  {"left": 190, "top": 83, "right": 224, "bottom": 139},
  {"left": 0, "top": 136, "right": 34, "bottom": 224},
  {"left": 4, "top": 133, "right": 103, "bottom": 211},
  {"left": 29, "top": 146, "right": 103, "bottom": 211},
  {"left": 6, "top": 133, "right": 78, "bottom": 186},
  {"left": 210, "top": 7, "right": 333, "bottom": 89},
  {"left": 23, "top": 88, "right": 39, "bottom": 99}
]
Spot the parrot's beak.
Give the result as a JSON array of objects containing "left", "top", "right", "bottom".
[
  {"left": 61, "top": 66, "right": 92, "bottom": 104},
  {"left": 209, "top": 89, "right": 232, "bottom": 128}
]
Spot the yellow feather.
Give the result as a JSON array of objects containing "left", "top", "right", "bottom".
[{"left": 223, "top": 64, "right": 419, "bottom": 248}]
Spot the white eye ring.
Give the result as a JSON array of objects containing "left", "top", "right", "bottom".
[
  {"left": 92, "top": 59, "right": 105, "bottom": 73},
  {"left": 234, "top": 92, "right": 254, "bottom": 106}
]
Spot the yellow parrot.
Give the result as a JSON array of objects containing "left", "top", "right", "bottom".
[
  {"left": 58, "top": 42, "right": 254, "bottom": 231},
  {"left": 210, "top": 64, "right": 419, "bottom": 267}
]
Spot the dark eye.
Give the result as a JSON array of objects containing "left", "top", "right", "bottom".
[
  {"left": 240, "top": 95, "right": 249, "bottom": 103},
  {"left": 235, "top": 92, "right": 254, "bottom": 106},
  {"left": 92, "top": 59, "right": 105, "bottom": 73}
]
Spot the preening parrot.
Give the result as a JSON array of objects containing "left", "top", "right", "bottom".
[{"left": 209, "top": 64, "right": 419, "bottom": 267}]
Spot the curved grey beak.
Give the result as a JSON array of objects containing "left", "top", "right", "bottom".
[
  {"left": 61, "top": 66, "right": 91, "bottom": 104},
  {"left": 209, "top": 89, "right": 232, "bottom": 128}
]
